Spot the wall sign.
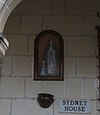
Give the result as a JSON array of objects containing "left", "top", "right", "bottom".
[{"left": 59, "top": 99, "right": 91, "bottom": 113}]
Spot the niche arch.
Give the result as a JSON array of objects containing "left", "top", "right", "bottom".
[{"left": 34, "top": 30, "right": 64, "bottom": 81}]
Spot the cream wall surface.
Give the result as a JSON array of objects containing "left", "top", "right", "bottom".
[{"left": 0, "top": 0, "right": 100, "bottom": 115}]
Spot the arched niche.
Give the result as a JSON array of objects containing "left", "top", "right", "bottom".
[{"left": 34, "top": 30, "right": 64, "bottom": 81}]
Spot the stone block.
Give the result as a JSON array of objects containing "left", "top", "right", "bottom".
[
  {"left": 84, "top": 0, "right": 100, "bottom": 15},
  {"left": 0, "top": 99, "right": 11, "bottom": 115},
  {"left": 6, "top": 34, "right": 28, "bottom": 55},
  {"left": 21, "top": 15, "right": 42, "bottom": 34},
  {"left": 65, "top": 0, "right": 84, "bottom": 15},
  {"left": 85, "top": 16, "right": 100, "bottom": 36},
  {"left": 53, "top": 0, "right": 64, "bottom": 15},
  {"left": 0, "top": 77, "right": 24, "bottom": 98},
  {"left": 65, "top": 0, "right": 100, "bottom": 15},
  {"left": 68, "top": 36, "right": 96, "bottom": 56},
  {"left": 43, "top": 16, "right": 84, "bottom": 35},
  {"left": 12, "top": 99, "right": 53, "bottom": 115},
  {"left": 63, "top": 36, "right": 68, "bottom": 56},
  {"left": 12, "top": 0, "right": 52, "bottom": 15},
  {"left": 54, "top": 99, "right": 62, "bottom": 115},
  {"left": 67, "top": 78, "right": 84, "bottom": 99},
  {"left": 77, "top": 58, "right": 96, "bottom": 77},
  {"left": 91, "top": 101, "right": 97, "bottom": 115},
  {"left": 12, "top": 56, "right": 32, "bottom": 76},
  {"left": 1, "top": 56, "right": 12, "bottom": 76},
  {"left": 28, "top": 35, "right": 35, "bottom": 56},
  {"left": 26, "top": 78, "right": 66, "bottom": 98},
  {"left": 64, "top": 57, "right": 76, "bottom": 76},
  {"left": 4, "top": 15, "right": 20, "bottom": 33},
  {"left": 84, "top": 79, "right": 96, "bottom": 99}
]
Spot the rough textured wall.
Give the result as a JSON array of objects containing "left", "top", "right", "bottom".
[{"left": 0, "top": 0, "right": 100, "bottom": 115}]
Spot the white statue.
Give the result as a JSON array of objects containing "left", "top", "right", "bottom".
[{"left": 45, "top": 40, "right": 57, "bottom": 75}]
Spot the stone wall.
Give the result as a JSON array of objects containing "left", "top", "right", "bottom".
[{"left": 0, "top": 0, "right": 100, "bottom": 115}]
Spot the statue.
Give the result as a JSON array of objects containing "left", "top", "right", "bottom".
[
  {"left": 45, "top": 40, "right": 57, "bottom": 76},
  {"left": 40, "top": 40, "right": 58, "bottom": 76},
  {"left": 40, "top": 60, "right": 47, "bottom": 76}
]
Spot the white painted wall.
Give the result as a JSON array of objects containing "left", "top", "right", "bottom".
[{"left": 0, "top": 0, "right": 100, "bottom": 115}]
